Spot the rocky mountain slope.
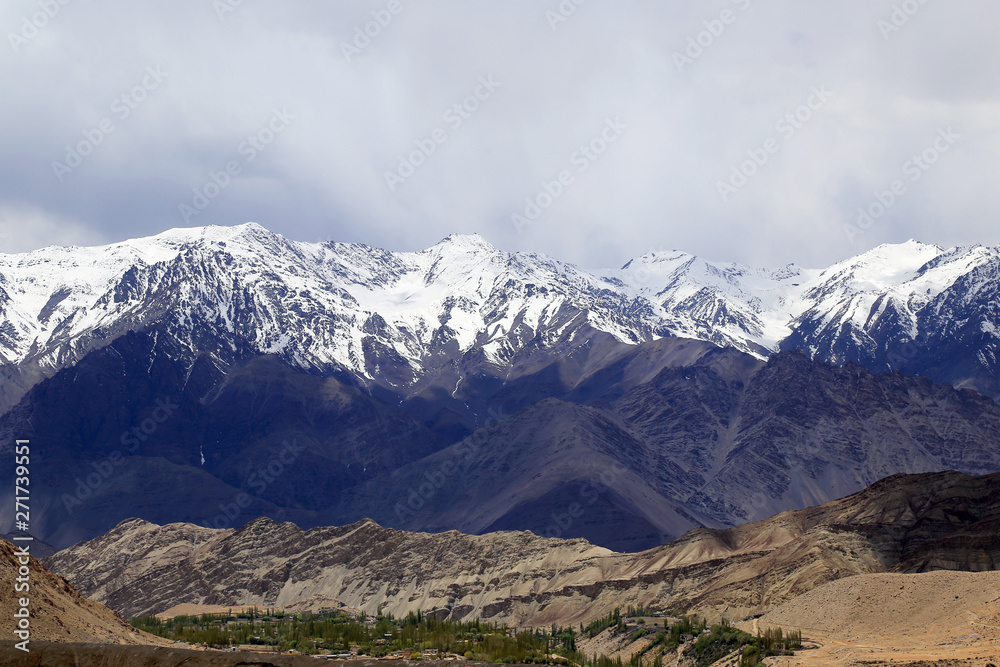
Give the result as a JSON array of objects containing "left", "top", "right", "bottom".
[
  {"left": 755, "top": 570, "right": 1000, "bottom": 644},
  {"left": 335, "top": 348, "right": 1000, "bottom": 550},
  {"left": 44, "top": 471, "right": 1000, "bottom": 624},
  {"left": 0, "top": 538, "right": 161, "bottom": 646}
]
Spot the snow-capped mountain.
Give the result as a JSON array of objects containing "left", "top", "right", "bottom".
[
  {"left": 779, "top": 241, "right": 1000, "bottom": 396},
  {"left": 0, "top": 223, "right": 998, "bottom": 414}
]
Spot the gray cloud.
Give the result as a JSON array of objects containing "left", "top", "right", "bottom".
[{"left": 1, "top": 0, "right": 997, "bottom": 270}]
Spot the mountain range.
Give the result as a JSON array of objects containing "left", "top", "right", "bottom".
[
  {"left": 2, "top": 224, "right": 999, "bottom": 409},
  {"left": 1, "top": 224, "right": 999, "bottom": 549}
]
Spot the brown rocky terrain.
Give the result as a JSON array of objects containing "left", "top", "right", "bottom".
[
  {"left": 0, "top": 535, "right": 55, "bottom": 560},
  {"left": 44, "top": 471, "right": 1000, "bottom": 626},
  {"left": 0, "top": 539, "right": 165, "bottom": 647}
]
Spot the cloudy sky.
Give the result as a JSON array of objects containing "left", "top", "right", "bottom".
[{"left": 1, "top": 1, "right": 997, "bottom": 270}]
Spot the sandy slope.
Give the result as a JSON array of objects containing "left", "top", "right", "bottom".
[
  {"left": 746, "top": 571, "right": 1000, "bottom": 666},
  {"left": 576, "top": 623, "right": 667, "bottom": 664}
]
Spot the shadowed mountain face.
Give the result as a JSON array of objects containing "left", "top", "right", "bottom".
[
  {"left": 333, "top": 348, "right": 1000, "bottom": 550},
  {"left": 43, "top": 471, "right": 1000, "bottom": 624},
  {"left": 0, "top": 330, "right": 447, "bottom": 548},
  {"left": 3, "top": 327, "right": 1000, "bottom": 551}
]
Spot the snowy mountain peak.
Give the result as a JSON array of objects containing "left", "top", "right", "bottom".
[
  {"left": 430, "top": 233, "right": 497, "bottom": 253},
  {"left": 143, "top": 221, "right": 275, "bottom": 247}
]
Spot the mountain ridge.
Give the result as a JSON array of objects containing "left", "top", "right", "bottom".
[{"left": 42, "top": 470, "right": 1000, "bottom": 624}]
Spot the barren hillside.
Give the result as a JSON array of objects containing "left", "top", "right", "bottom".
[
  {"left": 44, "top": 471, "right": 1000, "bottom": 626},
  {"left": 748, "top": 570, "right": 1000, "bottom": 666},
  {"left": 0, "top": 539, "right": 165, "bottom": 646}
]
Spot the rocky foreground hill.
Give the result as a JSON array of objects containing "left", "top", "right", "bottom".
[
  {"left": 0, "top": 539, "right": 159, "bottom": 647},
  {"left": 44, "top": 471, "right": 1000, "bottom": 624}
]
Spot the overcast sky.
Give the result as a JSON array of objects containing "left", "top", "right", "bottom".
[{"left": 1, "top": 1, "right": 997, "bottom": 270}]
